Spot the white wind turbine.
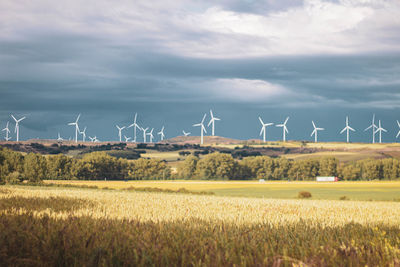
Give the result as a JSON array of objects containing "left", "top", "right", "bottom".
[
  {"left": 124, "top": 135, "right": 131, "bottom": 142},
  {"left": 364, "top": 114, "right": 377, "bottom": 144},
  {"left": 340, "top": 116, "right": 355, "bottom": 143},
  {"left": 128, "top": 113, "right": 140, "bottom": 142},
  {"left": 396, "top": 120, "right": 400, "bottom": 140},
  {"left": 182, "top": 130, "right": 191, "bottom": 136},
  {"left": 147, "top": 128, "right": 154, "bottom": 143},
  {"left": 68, "top": 114, "right": 81, "bottom": 143},
  {"left": 11, "top": 115, "right": 26, "bottom": 142},
  {"left": 94, "top": 136, "right": 100, "bottom": 143},
  {"left": 258, "top": 117, "right": 273, "bottom": 142},
  {"left": 208, "top": 109, "right": 220, "bottom": 136},
  {"left": 2, "top": 121, "right": 11, "bottom": 141},
  {"left": 116, "top": 125, "right": 125, "bottom": 142},
  {"left": 89, "top": 136, "right": 95, "bottom": 142},
  {"left": 193, "top": 113, "right": 207, "bottom": 145},
  {"left": 140, "top": 127, "right": 149, "bottom": 143},
  {"left": 276, "top": 117, "right": 289, "bottom": 142},
  {"left": 57, "top": 132, "right": 64, "bottom": 142},
  {"left": 158, "top": 126, "right": 165, "bottom": 141},
  {"left": 374, "top": 120, "right": 386, "bottom": 143},
  {"left": 311, "top": 121, "right": 324, "bottom": 143},
  {"left": 80, "top": 126, "right": 87, "bottom": 142}
]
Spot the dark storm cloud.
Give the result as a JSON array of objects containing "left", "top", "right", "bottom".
[{"left": 1, "top": 0, "right": 400, "bottom": 141}]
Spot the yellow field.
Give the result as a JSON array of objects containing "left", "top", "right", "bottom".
[
  {"left": 46, "top": 180, "right": 400, "bottom": 201},
  {"left": 3, "top": 186, "right": 400, "bottom": 227}
]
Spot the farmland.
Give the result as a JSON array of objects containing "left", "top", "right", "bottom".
[
  {"left": 47, "top": 180, "right": 400, "bottom": 201},
  {"left": 1, "top": 185, "right": 400, "bottom": 266}
]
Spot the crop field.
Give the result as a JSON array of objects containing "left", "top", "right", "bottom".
[
  {"left": 0, "top": 185, "right": 399, "bottom": 266},
  {"left": 47, "top": 180, "right": 400, "bottom": 201}
]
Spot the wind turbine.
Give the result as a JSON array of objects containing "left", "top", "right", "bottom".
[
  {"left": 89, "top": 136, "right": 95, "bottom": 142},
  {"left": 127, "top": 113, "right": 140, "bottom": 142},
  {"left": 374, "top": 120, "right": 387, "bottom": 143},
  {"left": 208, "top": 109, "right": 220, "bottom": 136},
  {"left": 57, "top": 132, "right": 64, "bottom": 142},
  {"left": 364, "top": 114, "right": 377, "bottom": 143},
  {"left": 340, "top": 116, "right": 355, "bottom": 143},
  {"left": 276, "top": 117, "right": 289, "bottom": 142},
  {"left": 80, "top": 126, "right": 87, "bottom": 142},
  {"left": 11, "top": 115, "right": 26, "bottom": 142},
  {"left": 94, "top": 136, "right": 100, "bottom": 143},
  {"left": 158, "top": 126, "right": 165, "bottom": 141},
  {"left": 124, "top": 135, "right": 131, "bottom": 142},
  {"left": 147, "top": 128, "right": 154, "bottom": 143},
  {"left": 193, "top": 113, "right": 207, "bottom": 145},
  {"left": 140, "top": 127, "right": 149, "bottom": 143},
  {"left": 311, "top": 121, "right": 324, "bottom": 143},
  {"left": 116, "top": 125, "right": 125, "bottom": 142},
  {"left": 68, "top": 114, "right": 81, "bottom": 143},
  {"left": 396, "top": 120, "right": 400, "bottom": 140},
  {"left": 258, "top": 117, "right": 273, "bottom": 142},
  {"left": 183, "top": 130, "right": 191, "bottom": 136},
  {"left": 2, "top": 122, "right": 11, "bottom": 141}
]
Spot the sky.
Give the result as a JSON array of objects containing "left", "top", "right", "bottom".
[{"left": 1, "top": 0, "right": 400, "bottom": 142}]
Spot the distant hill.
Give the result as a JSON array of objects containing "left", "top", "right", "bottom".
[{"left": 163, "top": 136, "right": 242, "bottom": 145}]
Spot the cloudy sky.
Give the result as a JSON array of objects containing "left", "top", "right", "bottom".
[{"left": 1, "top": 0, "right": 400, "bottom": 142}]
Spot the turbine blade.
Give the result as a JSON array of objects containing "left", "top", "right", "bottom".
[
  {"left": 349, "top": 127, "right": 355, "bottom": 132},
  {"left": 364, "top": 125, "right": 372, "bottom": 131},
  {"left": 258, "top": 117, "right": 264, "bottom": 125},
  {"left": 260, "top": 127, "right": 264, "bottom": 136},
  {"left": 396, "top": 131, "right": 400, "bottom": 138},
  {"left": 284, "top": 117, "right": 289, "bottom": 124},
  {"left": 340, "top": 128, "right": 346, "bottom": 134},
  {"left": 311, "top": 129, "right": 315, "bottom": 137},
  {"left": 11, "top": 115, "right": 17, "bottom": 122},
  {"left": 312, "top": 121, "right": 316, "bottom": 129},
  {"left": 201, "top": 113, "right": 207, "bottom": 124},
  {"left": 207, "top": 119, "right": 213, "bottom": 127}
]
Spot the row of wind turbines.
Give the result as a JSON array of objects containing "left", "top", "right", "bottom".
[
  {"left": 59, "top": 110, "right": 220, "bottom": 144},
  {"left": 2, "top": 112, "right": 400, "bottom": 144},
  {"left": 258, "top": 114, "right": 398, "bottom": 143}
]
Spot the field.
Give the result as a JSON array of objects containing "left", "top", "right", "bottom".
[
  {"left": 1, "top": 185, "right": 400, "bottom": 266},
  {"left": 47, "top": 180, "right": 400, "bottom": 201}
]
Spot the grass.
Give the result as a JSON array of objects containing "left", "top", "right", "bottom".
[
  {"left": 46, "top": 180, "right": 400, "bottom": 201},
  {"left": 1, "top": 186, "right": 400, "bottom": 265}
]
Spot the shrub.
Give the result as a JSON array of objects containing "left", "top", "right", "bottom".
[
  {"left": 298, "top": 191, "right": 312, "bottom": 199},
  {"left": 339, "top": 196, "right": 349, "bottom": 200}
]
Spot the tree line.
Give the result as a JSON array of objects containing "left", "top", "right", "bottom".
[
  {"left": 176, "top": 153, "right": 400, "bottom": 180},
  {"left": 1, "top": 147, "right": 400, "bottom": 183},
  {"left": 0, "top": 148, "right": 170, "bottom": 184}
]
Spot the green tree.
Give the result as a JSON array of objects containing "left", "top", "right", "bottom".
[
  {"left": 195, "top": 153, "right": 238, "bottom": 180},
  {"left": 177, "top": 155, "right": 199, "bottom": 179},
  {"left": 24, "top": 153, "right": 47, "bottom": 183}
]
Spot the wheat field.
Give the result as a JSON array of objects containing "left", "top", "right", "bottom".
[{"left": 1, "top": 185, "right": 400, "bottom": 265}]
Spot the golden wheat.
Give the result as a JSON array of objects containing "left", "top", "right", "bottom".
[{"left": 2, "top": 186, "right": 400, "bottom": 228}]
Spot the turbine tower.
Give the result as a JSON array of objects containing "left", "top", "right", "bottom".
[
  {"left": 11, "top": 115, "right": 26, "bottom": 142},
  {"left": 396, "top": 120, "right": 400, "bottom": 140},
  {"left": 68, "top": 114, "right": 81, "bottom": 143},
  {"left": 140, "top": 127, "right": 149, "bottom": 143},
  {"left": 311, "top": 121, "right": 324, "bottom": 143},
  {"left": 128, "top": 113, "right": 140, "bottom": 142},
  {"left": 364, "top": 114, "right": 377, "bottom": 143},
  {"left": 258, "top": 117, "right": 273, "bottom": 142},
  {"left": 80, "top": 126, "right": 87, "bottom": 142},
  {"left": 193, "top": 113, "right": 207, "bottom": 145},
  {"left": 340, "top": 116, "right": 355, "bottom": 143},
  {"left": 276, "top": 117, "right": 289, "bottom": 142},
  {"left": 158, "top": 126, "right": 165, "bottom": 141},
  {"left": 2, "top": 122, "right": 11, "bottom": 141},
  {"left": 183, "top": 130, "right": 191, "bottom": 136},
  {"left": 147, "top": 128, "right": 154, "bottom": 143},
  {"left": 208, "top": 109, "right": 220, "bottom": 136},
  {"left": 374, "top": 120, "right": 386, "bottom": 143},
  {"left": 124, "top": 135, "right": 131, "bottom": 142},
  {"left": 116, "top": 125, "right": 125, "bottom": 142}
]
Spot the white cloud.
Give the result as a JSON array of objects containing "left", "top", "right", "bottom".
[
  {"left": 0, "top": 0, "right": 399, "bottom": 58},
  {"left": 199, "top": 78, "right": 291, "bottom": 102}
]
